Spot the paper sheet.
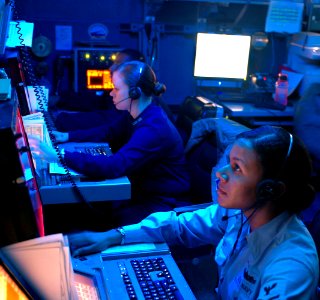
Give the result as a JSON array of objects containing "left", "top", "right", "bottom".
[
  {"left": 6, "top": 21, "right": 34, "bottom": 47},
  {"left": 25, "top": 86, "right": 49, "bottom": 112},
  {"left": 265, "top": 1, "right": 304, "bottom": 34},
  {"left": 281, "top": 69, "right": 304, "bottom": 96},
  {"left": 49, "top": 161, "right": 81, "bottom": 176}
]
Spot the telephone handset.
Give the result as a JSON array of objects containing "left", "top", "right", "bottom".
[{"left": 9, "top": 2, "right": 99, "bottom": 212}]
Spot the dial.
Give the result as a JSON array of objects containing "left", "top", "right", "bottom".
[{"left": 88, "top": 23, "right": 108, "bottom": 39}]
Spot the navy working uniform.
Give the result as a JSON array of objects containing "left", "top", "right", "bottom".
[
  {"left": 120, "top": 204, "right": 319, "bottom": 299},
  {"left": 63, "top": 103, "right": 191, "bottom": 225}
]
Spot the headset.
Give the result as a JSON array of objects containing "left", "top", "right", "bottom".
[
  {"left": 255, "top": 132, "right": 293, "bottom": 205},
  {"left": 128, "top": 64, "right": 146, "bottom": 100}
]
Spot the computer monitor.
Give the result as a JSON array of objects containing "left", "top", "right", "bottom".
[
  {"left": 0, "top": 251, "right": 39, "bottom": 299},
  {"left": 194, "top": 32, "right": 251, "bottom": 89},
  {"left": 0, "top": 0, "right": 11, "bottom": 56},
  {"left": 74, "top": 47, "right": 120, "bottom": 93}
]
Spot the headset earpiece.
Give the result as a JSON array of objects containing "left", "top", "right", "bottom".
[
  {"left": 256, "top": 179, "right": 276, "bottom": 201},
  {"left": 128, "top": 64, "right": 146, "bottom": 100},
  {"left": 254, "top": 132, "right": 293, "bottom": 208},
  {"left": 256, "top": 179, "right": 286, "bottom": 206},
  {"left": 128, "top": 86, "right": 142, "bottom": 99}
]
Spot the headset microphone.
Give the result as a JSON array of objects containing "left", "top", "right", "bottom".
[
  {"left": 114, "top": 96, "right": 130, "bottom": 105},
  {"left": 221, "top": 212, "right": 242, "bottom": 221}
]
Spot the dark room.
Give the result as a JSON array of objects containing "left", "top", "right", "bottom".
[{"left": 0, "top": 0, "right": 319, "bottom": 299}]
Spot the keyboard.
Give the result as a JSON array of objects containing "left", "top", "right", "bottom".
[
  {"left": 39, "top": 141, "right": 131, "bottom": 204},
  {"left": 48, "top": 143, "right": 113, "bottom": 178},
  {"left": 101, "top": 249, "right": 196, "bottom": 299},
  {"left": 120, "top": 257, "right": 183, "bottom": 299},
  {"left": 253, "top": 93, "right": 286, "bottom": 111},
  {"left": 217, "top": 92, "right": 246, "bottom": 102},
  {"left": 76, "top": 145, "right": 112, "bottom": 157},
  {"left": 72, "top": 243, "right": 196, "bottom": 300}
]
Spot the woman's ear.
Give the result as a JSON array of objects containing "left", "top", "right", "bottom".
[{"left": 256, "top": 179, "right": 286, "bottom": 204}]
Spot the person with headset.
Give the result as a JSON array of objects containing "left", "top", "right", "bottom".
[
  {"left": 67, "top": 125, "right": 319, "bottom": 299},
  {"left": 54, "top": 48, "right": 174, "bottom": 131},
  {"left": 52, "top": 61, "right": 191, "bottom": 226}
]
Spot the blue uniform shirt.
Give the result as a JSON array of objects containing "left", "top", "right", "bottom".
[{"left": 64, "top": 103, "right": 190, "bottom": 201}]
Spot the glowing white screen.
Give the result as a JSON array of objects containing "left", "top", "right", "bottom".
[{"left": 194, "top": 33, "right": 251, "bottom": 80}]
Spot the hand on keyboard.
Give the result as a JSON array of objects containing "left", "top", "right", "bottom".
[
  {"left": 68, "top": 230, "right": 122, "bottom": 257},
  {"left": 28, "top": 135, "right": 59, "bottom": 162}
]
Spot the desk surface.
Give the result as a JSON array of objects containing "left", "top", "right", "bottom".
[
  {"left": 39, "top": 176, "right": 131, "bottom": 205},
  {"left": 219, "top": 101, "right": 295, "bottom": 128},
  {"left": 221, "top": 101, "right": 295, "bottom": 118}
]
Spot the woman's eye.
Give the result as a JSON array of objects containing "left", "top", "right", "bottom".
[{"left": 232, "top": 163, "right": 241, "bottom": 172}]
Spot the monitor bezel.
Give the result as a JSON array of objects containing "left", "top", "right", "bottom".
[
  {"left": 193, "top": 32, "right": 252, "bottom": 89},
  {"left": 0, "top": 1, "right": 11, "bottom": 56}
]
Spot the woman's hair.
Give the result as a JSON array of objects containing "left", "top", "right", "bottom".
[
  {"left": 118, "top": 48, "right": 146, "bottom": 62},
  {"left": 236, "top": 125, "right": 315, "bottom": 213},
  {"left": 110, "top": 48, "right": 146, "bottom": 70},
  {"left": 112, "top": 61, "right": 166, "bottom": 97}
]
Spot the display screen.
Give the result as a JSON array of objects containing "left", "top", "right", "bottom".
[
  {"left": 0, "top": 264, "right": 30, "bottom": 299},
  {"left": 0, "top": 252, "right": 35, "bottom": 299},
  {"left": 73, "top": 272, "right": 100, "bottom": 300},
  {"left": 194, "top": 32, "right": 251, "bottom": 88},
  {"left": 86, "top": 69, "right": 113, "bottom": 90}
]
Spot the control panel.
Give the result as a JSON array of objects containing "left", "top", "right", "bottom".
[
  {"left": 74, "top": 47, "right": 121, "bottom": 92},
  {"left": 247, "top": 73, "right": 277, "bottom": 94}
]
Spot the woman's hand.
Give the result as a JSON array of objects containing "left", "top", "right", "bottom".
[
  {"left": 51, "top": 131, "right": 69, "bottom": 143},
  {"left": 27, "top": 135, "right": 58, "bottom": 162},
  {"left": 67, "top": 229, "right": 123, "bottom": 257}
]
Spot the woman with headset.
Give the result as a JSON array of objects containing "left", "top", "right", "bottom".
[
  {"left": 54, "top": 48, "right": 175, "bottom": 131},
  {"left": 52, "top": 61, "right": 191, "bottom": 227},
  {"left": 68, "top": 125, "right": 319, "bottom": 299}
]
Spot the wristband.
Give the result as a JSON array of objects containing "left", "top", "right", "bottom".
[{"left": 115, "top": 227, "right": 125, "bottom": 245}]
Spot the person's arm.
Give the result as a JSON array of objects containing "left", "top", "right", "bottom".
[
  {"left": 68, "top": 113, "right": 131, "bottom": 143},
  {"left": 63, "top": 118, "right": 175, "bottom": 178},
  {"left": 68, "top": 204, "right": 226, "bottom": 257},
  {"left": 51, "top": 131, "right": 69, "bottom": 143},
  {"left": 124, "top": 204, "right": 226, "bottom": 247}
]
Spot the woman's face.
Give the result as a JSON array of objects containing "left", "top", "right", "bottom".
[
  {"left": 110, "top": 71, "right": 130, "bottom": 110},
  {"left": 216, "top": 140, "right": 264, "bottom": 210}
]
